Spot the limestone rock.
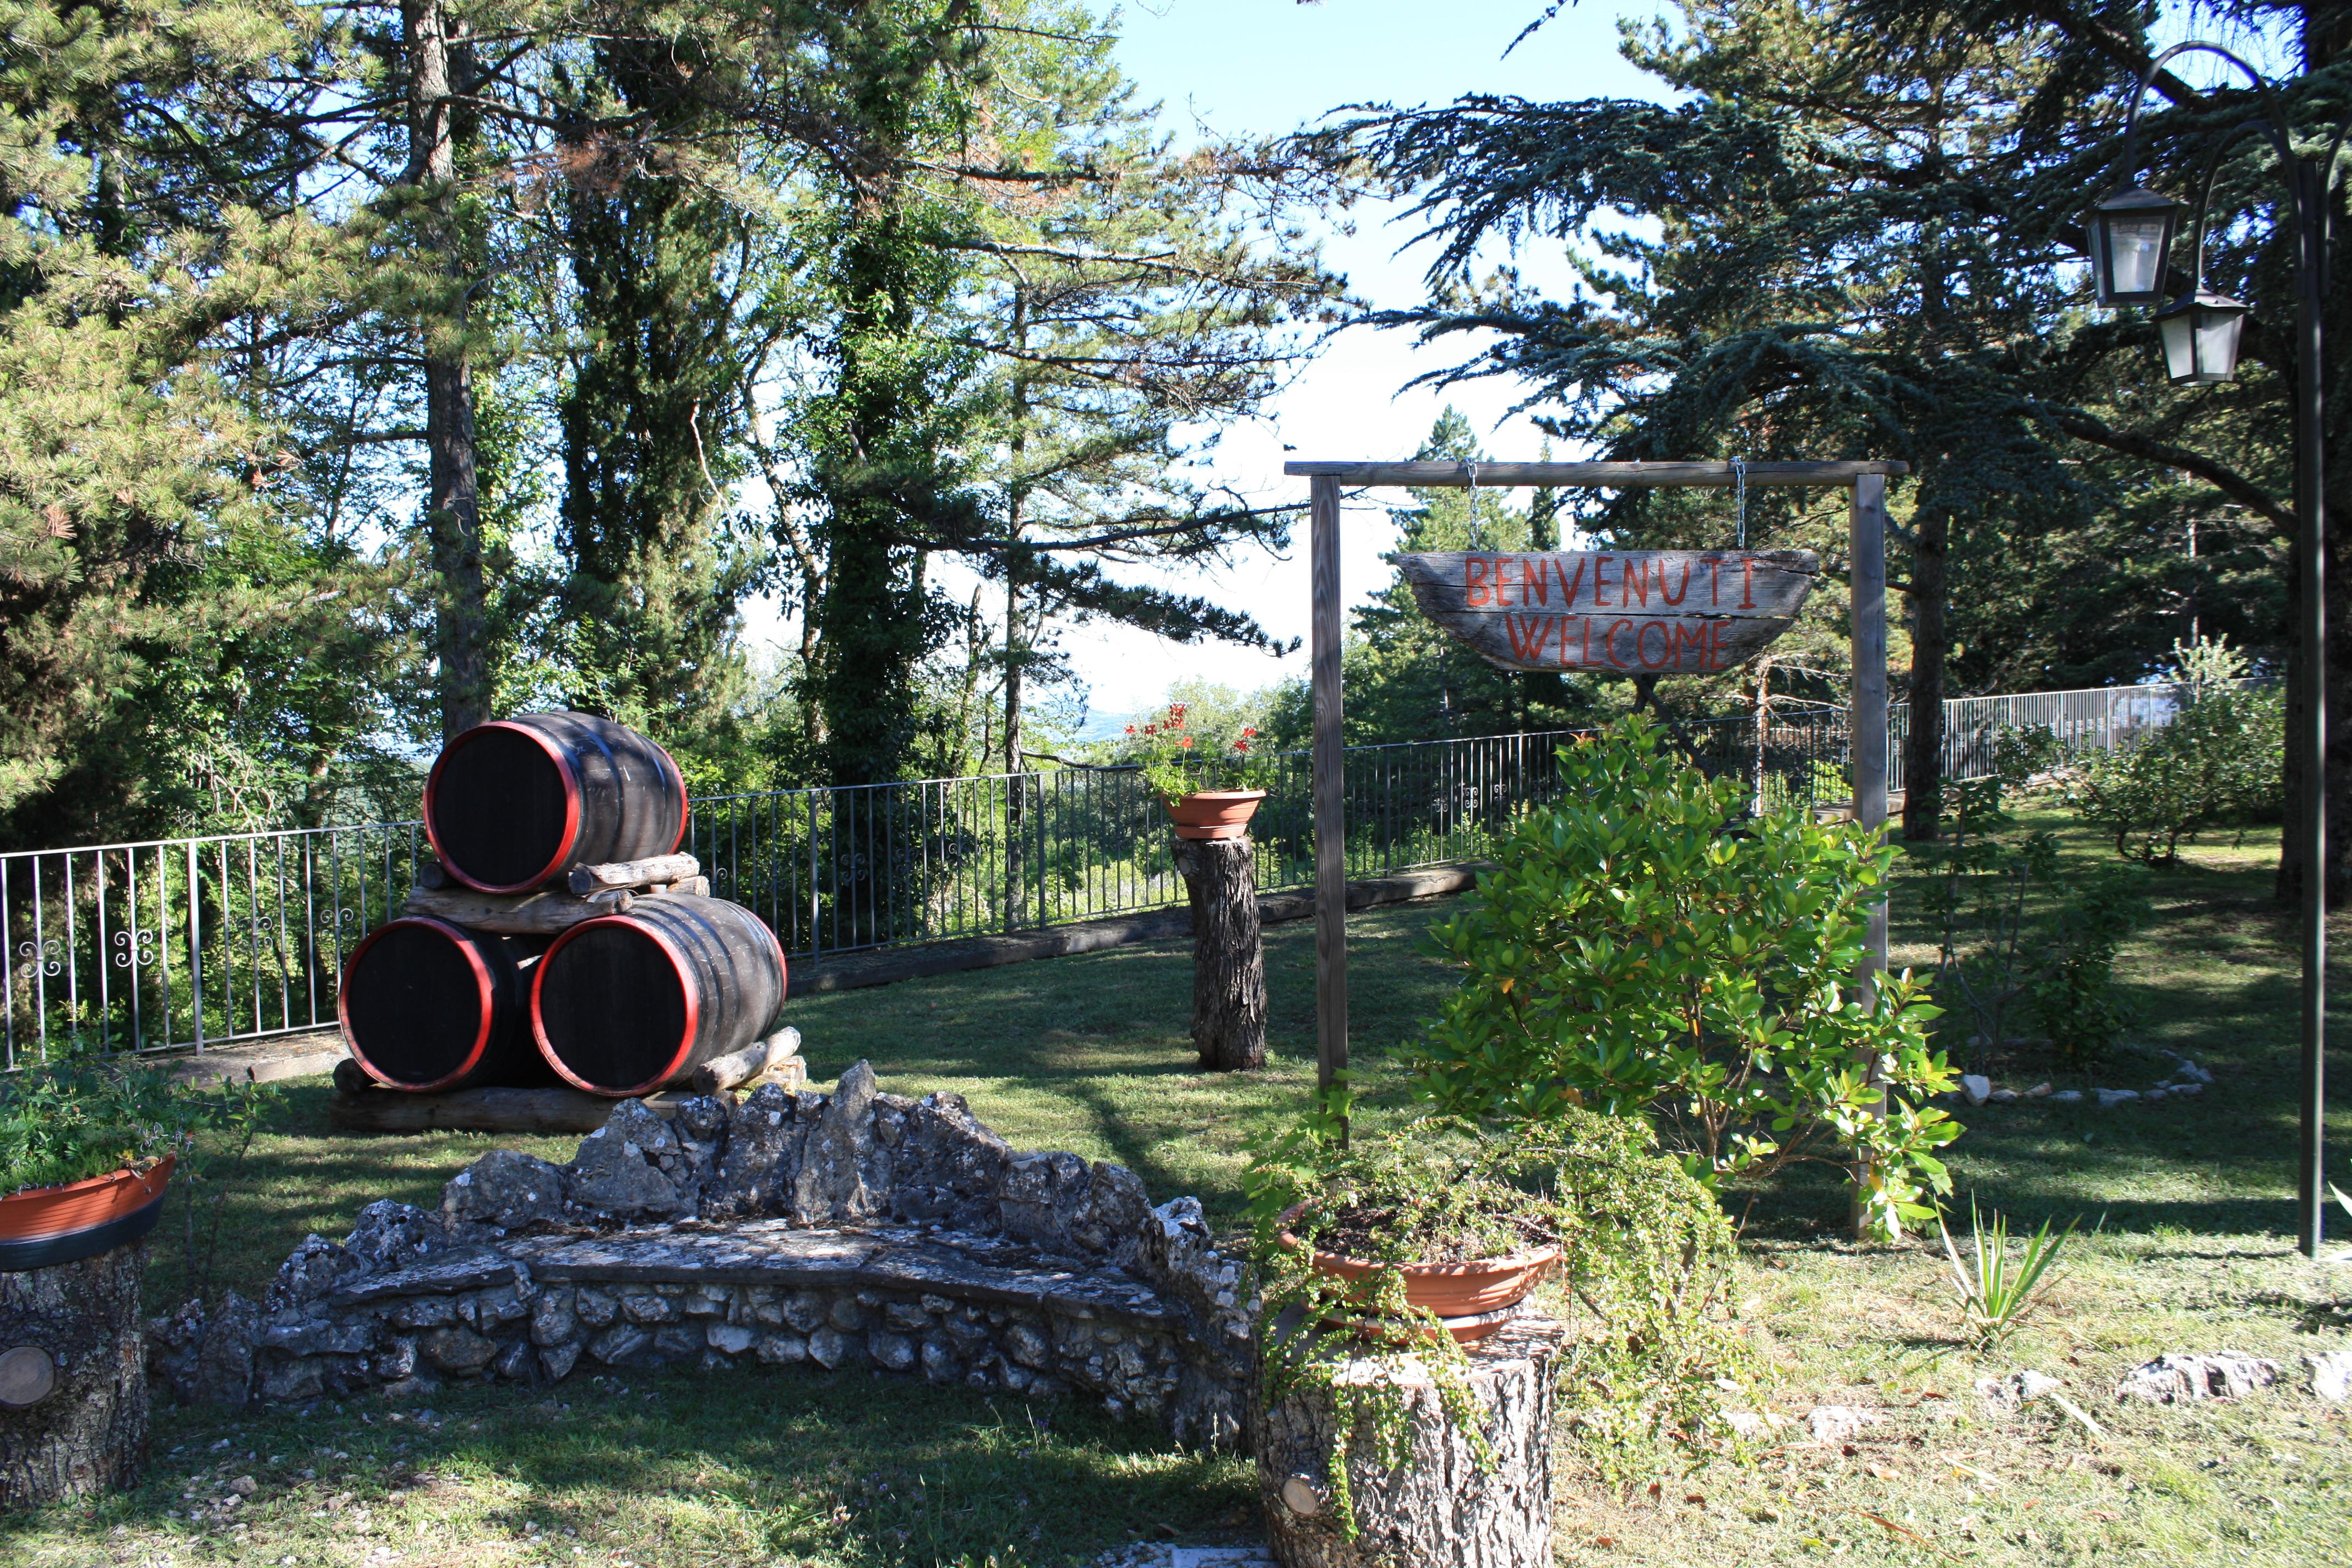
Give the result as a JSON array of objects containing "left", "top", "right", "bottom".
[
  {"left": 1974, "top": 1369, "right": 2063, "bottom": 1412},
  {"left": 1000, "top": 1151, "right": 1092, "bottom": 1252},
  {"left": 2114, "top": 1352, "right": 2279, "bottom": 1404},
  {"left": 1805, "top": 1405, "right": 1884, "bottom": 1444},
  {"left": 567, "top": 1102, "right": 688, "bottom": 1219},
  {"left": 193, "top": 1292, "right": 260, "bottom": 1408},
  {"left": 1959, "top": 1074, "right": 1991, "bottom": 1107},
  {"left": 707, "top": 1083, "right": 808, "bottom": 1217},
  {"left": 890, "top": 1091, "right": 1011, "bottom": 1227},
  {"left": 2307, "top": 1351, "right": 2352, "bottom": 1402},
  {"left": 794, "top": 1060, "right": 890, "bottom": 1223},
  {"left": 2094, "top": 1088, "right": 2139, "bottom": 1109},
  {"left": 1073, "top": 1163, "right": 1154, "bottom": 1259},
  {"left": 443, "top": 1149, "right": 568, "bottom": 1235}
]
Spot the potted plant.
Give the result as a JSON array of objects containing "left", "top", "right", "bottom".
[
  {"left": 0, "top": 1061, "right": 205, "bottom": 1271},
  {"left": 1246, "top": 1092, "right": 1741, "bottom": 1542},
  {"left": 1129, "top": 701, "right": 1269, "bottom": 839}
]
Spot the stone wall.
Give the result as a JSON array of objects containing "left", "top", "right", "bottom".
[{"left": 151, "top": 1063, "right": 1253, "bottom": 1449}]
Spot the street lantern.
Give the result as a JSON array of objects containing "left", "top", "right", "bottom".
[
  {"left": 2154, "top": 287, "right": 2251, "bottom": 383},
  {"left": 2088, "top": 185, "right": 2188, "bottom": 304}
]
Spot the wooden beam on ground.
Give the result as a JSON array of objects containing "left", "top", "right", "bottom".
[
  {"left": 1311, "top": 473, "right": 1348, "bottom": 1112},
  {"left": 1281, "top": 460, "right": 1908, "bottom": 488}
]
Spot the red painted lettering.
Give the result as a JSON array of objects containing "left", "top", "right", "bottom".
[
  {"left": 1503, "top": 614, "right": 1555, "bottom": 662},
  {"left": 1638, "top": 620, "right": 1672, "bottom": 668},
  {"left": 1607, "top": 618, "right": 1635, "bottom": 667},
  {"left": 1495, "top": 557, "right": 1516, "bottom": 608},
  {"left": 1521, "top": 556, "right": 1548, "bottom": 606},
  {"left": 1560, "top": 557, "right": 1588, "bottom": 605},
  {"left": 1709, "top": 620, "right": 1728, "bottom": 668},
  {"left": 1659, "top": 562, "right": 1691, "bottom": 606},
  {"left": 1740, "top": 558, "right": 1756, "bottom": 609},
  {"left": 1465, "top": 556, "right": 1491, "bottom": 607},
  {"left": 1596, "top": 556, "right": 1615, "bottom": 606},
  {"left": 1672, "top": 621, "right": 1709, "bottom": 668},
  {"left": 1623, "top": 557, "right": 1650, "bottom": 608},
  {"left": 1707, "top": 557, "right": 1722, "bottom": 606}
]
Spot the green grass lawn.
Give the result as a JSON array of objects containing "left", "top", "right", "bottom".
[{"left": 7, "top": 811, "right": 2351, "bottom": 1566}]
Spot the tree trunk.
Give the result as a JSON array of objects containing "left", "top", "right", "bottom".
[
  {"left": 0, "top": 1240, "right": 148, "bottom": 1510},
  {"left": 1172, "top": 835, "right": 1266, "bottom": 1071},
  {"left": 1902, "top": 503, "right": 1949, "bottom": 840},
  {"left": 1256, "top": 1314, "right": 1564, "bottom": 1568},
  {"left": 405, "top": 0, "right": 491, "bottom": 740}
]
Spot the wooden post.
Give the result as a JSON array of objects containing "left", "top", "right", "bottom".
[
  {"left": 0, "top": 1242, "right": 148, "bottom": 1509},
  {"left": 1172, "top": 836, "right": 1267, "bottom": 1070},
  {"left": 1311, "top": 475, "right": 1348, "bottom": 1110},
  {"left": 1849, "top": 474, "right": 1890, "bottom": 1237}
]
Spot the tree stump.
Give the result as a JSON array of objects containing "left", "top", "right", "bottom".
[
  {"left": 1172, "top": 834, "right": 1266, "bottom": 1070},
  {"left": 0, "top": 1240, "right": 149, "bottom": 1510},
  {"left": 1256, "top": 1314, "right": 1565, "bottom": 1568}
]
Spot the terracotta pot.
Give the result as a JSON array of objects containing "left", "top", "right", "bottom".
[
  {"left": 0, "top": 1155, "right": 175, "bottom": 1273},
  {"left": 1280, "top": 1202, "right": 1559, "bottom": 1343},
  {"left": 1163, "top": 790, "right": 1266, "bottom": 841}
]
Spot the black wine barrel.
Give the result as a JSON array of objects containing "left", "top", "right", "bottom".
[
  {"left": 424, "top": 712, "right": 689, "bottom": 894},
  {"left": 338, "top": 919, "right": 553, "bottom": 1092},
  {"left": 530, "top": 894, "right": 787, "bottom": 1097}
]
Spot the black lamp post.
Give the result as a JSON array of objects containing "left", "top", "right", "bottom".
[{"left": 2088, "top": 42, "right": 2337, "bottom": 1257}]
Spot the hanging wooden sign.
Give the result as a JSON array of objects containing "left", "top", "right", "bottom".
[{"left": 1397, "top": 548, "right": 1819, "bottom": 674}]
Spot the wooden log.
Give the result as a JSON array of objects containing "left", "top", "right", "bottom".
[
  {"left": 1257, "top": 1315, "right": 1565, "bottom": 1568},
  {"left": 567, "top": 853, "right": 701, "bottom": 896},
  {"left": 1172, "top": 835, "right": 1266, "bottom": 1071},
  {"left": 416, "top": 856, "right": 450, "bottom": 890},
  {"left": 690, "top": 1026, "right": 802, "bottom": 1097},
  {"left": 400, "top": 884, "right": 618, "bottom": 934},
  {"left": 0, "top": 1239, "right": 148, "bottom": 1510},
  {"left": 328, "top": 1085, "right": 683, "bottom": 1135},
  {"left": 1397, "top": 549, "right": 1817, "bottom": 674},
  {"left": 1281, "top": 459, "right": 1905, "bottom": 487}
]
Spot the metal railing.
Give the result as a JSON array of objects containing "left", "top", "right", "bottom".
[{"left": 0, "top": 681, "right": 2208, "bottom": 1064}]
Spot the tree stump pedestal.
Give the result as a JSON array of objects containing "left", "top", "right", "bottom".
[
  {"left": 0, "top": 1240, "right": 149, "bottom": 1510},
  {"left": 1172, "top": 834, "right": 1266, "bottom": 1070},
  {"left": 1256, "top": 1314, "right": 1565, "bottom": 1568}
]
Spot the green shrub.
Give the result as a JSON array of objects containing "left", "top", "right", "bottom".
[
  {"left": 1409, "top": 717, "right": 1958, "bottom": 1240},
  {"left": 2071, "top": 635, "right": 2283, "bottom": 867},
  {"left": 1920, "top": 732, "right": 2144, "bottom": 1064}
]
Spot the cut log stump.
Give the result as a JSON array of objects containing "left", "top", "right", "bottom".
[
  {"left": 0, "top": 1240, "right": 148, "bottom": 1510},
  {"left": 1172, "top": 834, "right": 1266, "bottom": 1071},
  {"left": 1256, "top": 1314, "right": 1565, "bottom": 1568}
]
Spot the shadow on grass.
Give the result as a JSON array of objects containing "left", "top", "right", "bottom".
[{"left": 2, "top": 1365, "right": 1254, "bottom": 1568}]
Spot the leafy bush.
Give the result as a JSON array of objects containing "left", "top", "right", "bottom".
[
  {"left": 1921, "top": 732, "right": 2144, "bottom": 1063},
  {"left": 1246, "top": 1096, "right": 1741, "bottom": 1524},
  {"left": 0, "top": 1060, "right": 216, "bottom": 1196},
  {"left": 2071, "top": 635, "right": 2283, "bottom": 866},
  {"left": 1409, "top": 717, "right": 1958, "bottom": 1240}
]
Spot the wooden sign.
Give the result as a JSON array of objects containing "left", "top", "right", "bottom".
[{"left": 1398, "top": 549, "right": 1819, "bottom": 674}]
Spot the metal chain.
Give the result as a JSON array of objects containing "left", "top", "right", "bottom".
[
  {"left": 1732, "top": 454, "right": 1749, "bottom": 548},
  {"left": 1465, "top": 460, "right": 1483, "bottom": 549}
]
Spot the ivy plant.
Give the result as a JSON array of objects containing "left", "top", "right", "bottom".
[
  {"left": 1246, "top": 1092, "right": 1741, "bottom": 1533},
  {"left": 1409, "top": 717, "right": 1958, "bottom": 1240}
]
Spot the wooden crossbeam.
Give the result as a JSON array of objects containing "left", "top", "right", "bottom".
[{"left": 1282, "top": 459, "right": 1907, "bottom": 488}]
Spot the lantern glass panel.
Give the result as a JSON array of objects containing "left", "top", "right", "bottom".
[
  {"left": 2158, "top": 309, "right": 2198, "bottom": 380},
  {"left": 2089, "top": 187, "right": 2185, "bottom": 306}
]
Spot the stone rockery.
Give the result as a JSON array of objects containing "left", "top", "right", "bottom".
[{"left": 150, "top": 1063, "right": 1253, "bottom": 1449}]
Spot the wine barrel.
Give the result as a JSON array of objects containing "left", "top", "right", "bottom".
[
  {"left": 338, "top": 918, "right": 552, "bottom": 1092},
  {"left": 424, "top": 712, "right": 688, "bottom": 894},
  {"left": 530, "top": 894, "right": 786, "bottom": 1097}
]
